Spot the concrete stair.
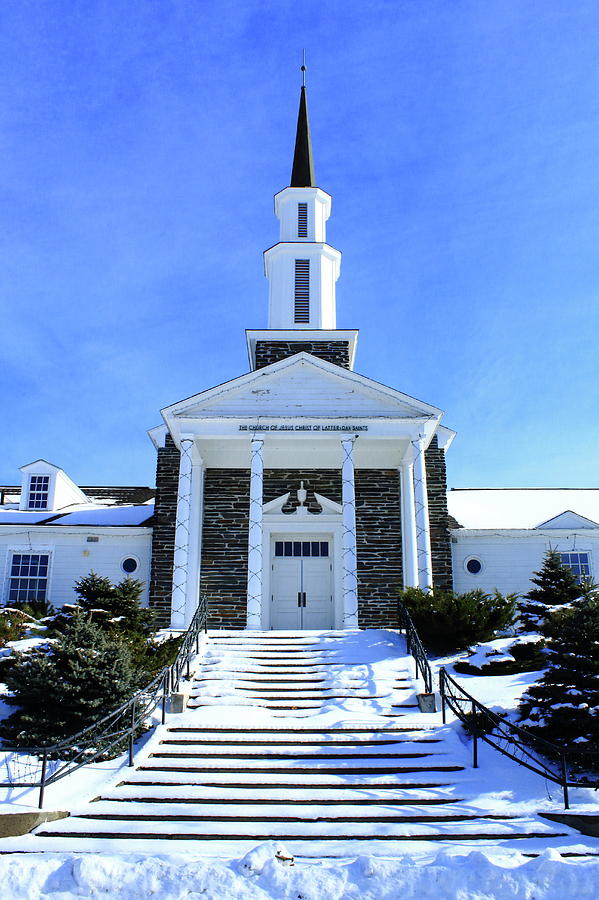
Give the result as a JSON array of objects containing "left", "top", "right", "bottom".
[{"left": 15, "top": 630, "right": 587, "bottom": 857}]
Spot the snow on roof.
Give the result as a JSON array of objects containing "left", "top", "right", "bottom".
[
  {"left": 52, "top": 505, "right": 154, "bottom": 526},
  {"left": 448, "top": 489, "right": 599, "bottom": 530},
  {"left": 0, "top": 510, "right": 56, "bottom": 525},
  {"left": 0, "top": 504, "right": 154, "bottom": 527}
]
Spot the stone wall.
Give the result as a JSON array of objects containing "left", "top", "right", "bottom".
[
  {"left": 200, "top": 469, "right": 249, "bottom": 629},
  {"left": 425, "top": 436, "right": 453, "bottom": 590},
  {"left": 148, "top": 435, "right": 179, "bottom": 625},
  {"left": 355, "top": 470, "right": 403, "bottom": 629},
  {"left": 154, "top": 437, "right": 453, "bottom": 629},
  {"left": 254, "top": 340, "right": 351, "bottom": 370}
]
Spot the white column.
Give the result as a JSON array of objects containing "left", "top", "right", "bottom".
[
  {"left": 246, "top": 438, "right": 264, "bottom": 630},
  {"left": 185, "top": 455, "right": 205, "bottom": 626},
  {"left": 341, "top": 437, "right": 359, "bottom": 627},
  {"left": 412, "top": 436, "right": 433, "bottom": 590},
  {"left": 171, "top": 437, "right": 194, "bottom": 629},
  {"left": 399, "top": 454, "right": 419, "bottom": 588}
]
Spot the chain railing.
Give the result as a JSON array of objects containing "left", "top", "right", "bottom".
[
  {"left": 439, "top": 667, "right": 599, "bottom": 809},
  {"left": 0, "top": 594, "right": 209, "bottom": 809},
  {"left": 397, "top": 600, "right": 433, "bottom": 693}
]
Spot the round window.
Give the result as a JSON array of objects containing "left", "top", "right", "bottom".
[
  {"left": 465, "top": 557, "right": 482, "bottom": 575},
  {"left": 121, "top": 557, "right": 139, "bottom": 574}
]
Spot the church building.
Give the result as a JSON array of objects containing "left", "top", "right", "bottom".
[
  {"left": 147, "top": 85, "right": 456, "bottom": 631},
  {"left": 2, "top": 87, "right": 597, "bottom": 621}
]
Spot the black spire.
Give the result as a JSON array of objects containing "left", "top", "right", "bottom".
[{"left": 290, "top": 85, "right": 315, "bottom": 187}]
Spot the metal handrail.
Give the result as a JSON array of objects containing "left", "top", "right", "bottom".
[
  {"left": 439, "top": 666, "right": 599, "bottom": 809},
  {"left": 0, "top": 594, "right": 209, "bottom": 808},
  {"left": 397, "top": 600, "right": 433, "bottom": 693},
  {"left": 170, "top": 593, "right": 208, "bottom": 691}
]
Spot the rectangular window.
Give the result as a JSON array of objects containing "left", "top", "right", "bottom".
[
  {"left": 297, "top": 203, "right": 308, "bottom": 237},
  {"left": 28, "top": 475, "right": 50, "bottom": 509},
  {"left": 274, "top": 541, "right": 329, "bottom": 558},
  {"left": 559, "top": 551, "right": 591, "bottom": 583},
  {"left": 294, "top": 259, "right": 310, "bottom": 323},
  {"left": 9, "top": 553, "right": 49, "bottom": 603}
]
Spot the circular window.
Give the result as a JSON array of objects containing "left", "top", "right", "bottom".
[
  {"left": 121, "top": 557, "right": 139, "bottom": 574},
  {"left": 465, "top": 557, "right": 483, "bottom": 575}
]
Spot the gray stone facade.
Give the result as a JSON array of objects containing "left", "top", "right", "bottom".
[
  {"left": 355, "top": 470, "right": 403, "bottom": 629},
  {"left": 148, "top": 435, "right": 180, "bottom": 625},
  {"left": 199, "top": 469, "right": 249, "bottom": 629},
  {"left": 425, "top": 436, "right": 453, "bottom": 591},
  {"left": 150, "top": 439, "right": 453, "bottom": 629},
  {"left": 254, "top": 340, "right": 351, "bottom": 370}
]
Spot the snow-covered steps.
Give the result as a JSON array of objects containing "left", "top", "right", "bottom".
[
  {"left": 187, "top": 629, "right": 416, "bottom": 715},
  {"left": 6, "top": 629, "right": 593, "bottom": 859}
]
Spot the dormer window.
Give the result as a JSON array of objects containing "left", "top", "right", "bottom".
[
  {"left": 28, "top": 475, "right": 50, "bottom": 509},
  {"left": 297, "top": 203, "right": 308, "bottom": 237}
]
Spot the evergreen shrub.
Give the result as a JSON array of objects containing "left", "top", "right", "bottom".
[
  {"left": 48, "top": 572, "right": 168, "bottom": 679},
  {"left": 518, "top": 597, "right": 599, "bottom": 765},
  {"left": 0, "top": 617, "right": 141, "bottom": 748},
  {"left": 0, "top": 608, "right": 30, "bottom": 647},
  {"left": 399, "top": 586, "right": 517, "bottom": 654},
  {"left": 519, "top": 549, "right": 581, "bottom": 632}
]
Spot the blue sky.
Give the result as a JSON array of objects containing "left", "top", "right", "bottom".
[{"left": 1, "top": 1, "right": 598, "bottom": 489}]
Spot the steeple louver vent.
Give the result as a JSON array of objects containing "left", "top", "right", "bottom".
[
  {"left": 297, "top": 203, "right": 308, "bottom": 237},
  {"left": 294, "top": 259, "right": 310, "bottom": 323}
]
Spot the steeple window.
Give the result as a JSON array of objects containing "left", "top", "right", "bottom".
[
  {"left": 297, "top": 203, "right": 308, "bottom": 237},
  {"left": 294, "top": 259, "right": 310, "bottom": 323}
]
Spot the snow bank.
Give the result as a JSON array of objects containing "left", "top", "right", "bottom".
[{"left": 0, "top": 846, "right": 598, "bottom": 899}]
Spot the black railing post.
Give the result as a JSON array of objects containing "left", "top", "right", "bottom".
[
  {"left": 472, "top": 700, "right": 478, "bottom": 768},
  {"left": 440, "top": 668, "right": 446, "bottom": 724},
  {"left": 561, "top": 752, "right": 570, "bottom": 809},
  {"left": 128, "top": 698, "right": 136, "bottom": 767},
  {"left": 161, "top": 670, "right": 168, "bottom": 725},
  {"left": 38, "top": 748, "right": 48, "bottom": 809}
]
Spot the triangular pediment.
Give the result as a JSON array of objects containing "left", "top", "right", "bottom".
[
  {"left": 162, "top": 353, "right": 442, "bottom": 421},
  {"left": 535, "top": 510, "right": 599, "bottom": 530}
]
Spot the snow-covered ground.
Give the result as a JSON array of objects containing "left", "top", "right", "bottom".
[{"left": 0, "top": 845, "right": 598, "bottom": 899}]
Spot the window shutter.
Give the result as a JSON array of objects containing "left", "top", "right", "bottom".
[
  {"left": 294, "top": 259, "right": 310, "bottom": 323},
  {"left": 297, "top": 203, "right": 308, "bottom": 237}
]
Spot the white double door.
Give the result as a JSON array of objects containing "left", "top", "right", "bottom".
[{"left": 270, "top": 535, "right": 334, "bottom": 630}]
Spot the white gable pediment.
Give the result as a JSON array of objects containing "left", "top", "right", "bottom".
[
  {"left": 163, "top": 353, "right": 441, "bottom": 421},
  {"left": 535, "top": 510, "right": 599, "bottom": 530}
]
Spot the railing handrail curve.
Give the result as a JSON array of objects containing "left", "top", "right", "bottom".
[
  {"left": 439, "top": 666, "right": 599, "bottom": 809},
  {"left": 0, "top": 593, "right": 209, "bottom": 808},
  {"left": 397, "top": 600, "right": 433, "bottom": 693}
]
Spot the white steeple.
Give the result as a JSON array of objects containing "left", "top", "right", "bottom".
[{"left": 263, "top": 85, "right": 341, "bottom": 329}]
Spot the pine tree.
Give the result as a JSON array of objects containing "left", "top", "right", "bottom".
[
  {"left": 51, "top": 573, "right": 154, "bottom": 638},
  {"left": 518, "top": 597, "right": 599, "bottom": 758},
  {"left": 74, "top": 572, "right": 114, "bottom": 613},
  {"left": 519, "top": 549, "right": 581, "bottom": 632},
  {"left": 0, "top": 617, "right": 140, "bottom": 748}
]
